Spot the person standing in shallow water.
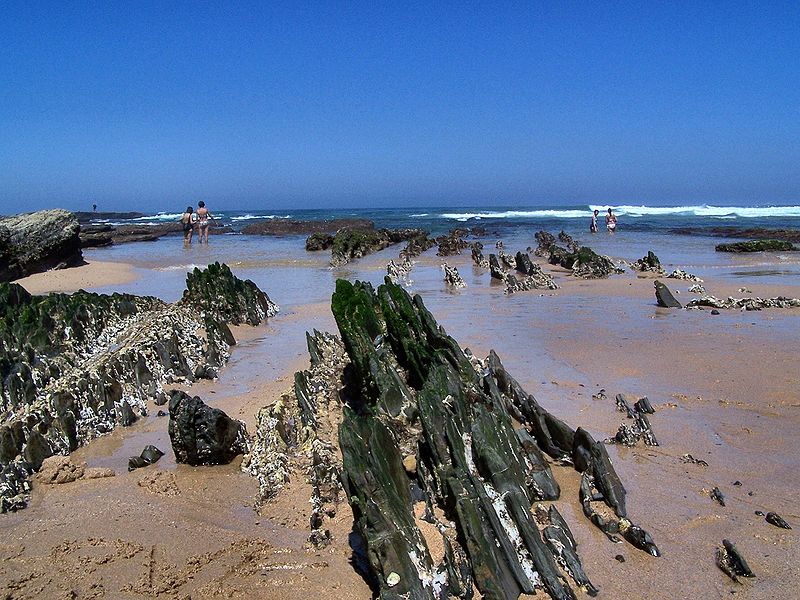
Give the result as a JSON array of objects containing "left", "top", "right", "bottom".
[
  {"left": 606, "top": 207, "right": 617, "bottom": 232},
  {"left": 196, "top": 200, "right": 214, "bottom": 244},
  {"left": 590, "top": 209, "right": 599, "bottom": 233},
  {"left": 179, "top": 206, "right": 195, "bottom": 244}
]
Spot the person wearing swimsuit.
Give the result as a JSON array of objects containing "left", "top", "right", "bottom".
[
  {"left": 590, "top": 209, "right": 599, "bottom": 233},
  {"left": 196, "top": 200, "right": 214, "bottom": 244},
  {"left": 179, "top": 206, "right": 194, "bottom": 244},
  {"left": 606, "top": 208, "right": 617, "bottom": 232}
]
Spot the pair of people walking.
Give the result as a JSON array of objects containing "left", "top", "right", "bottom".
[
  {"left": 590, "top": 208, "right": 617, "bottom": 233},
  {"left": 179, "top": 201, "right": 214, "bottom": 244}
]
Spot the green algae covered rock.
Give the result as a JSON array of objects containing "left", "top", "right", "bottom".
[
  {"left": 330, "top": 228, "right": 429, "bottom": 267},
  {"left": 549, "top": 245, "right": 621, "bottom": 278},
  {"left": 715, "top": 239, "right": 797, "bottom": 252},
  {"left": 332, "top": 277, "right": 618, "bottom": 600},
  {"left": 183, "top": 262, "right": 278, "bottom": 326}
]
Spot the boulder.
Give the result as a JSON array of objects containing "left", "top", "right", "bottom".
[
  {"left": 0, "top": 209, "right": 83, "bottom": 281},
  {"left": 168, "top": 391, "right": 249, "bottom": 465},
  {"left": 128, "top": 444, "right": 165, "bottom": 471}
]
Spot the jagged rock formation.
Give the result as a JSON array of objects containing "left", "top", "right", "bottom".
[
  {"left": 0, "top": 209, "right": 83, "bottom": 281},
  {"left": 654, "top": 281, "right": 683, "bottom": 308},
  {"left": 535, "top": 231, "right": 622, "bottom": 279},
  {"left": 330, "top": 228, "right": 428, "bottom": 267},
  {"left": 0, "top": 262, "right": 277, "bottom": 512},
  {"left": 441, "top": 263, "right": 467, "bottom": 288},
  {"left": 688, "top": 283, "right": 706, "bottom": 294},
  {"left": 471, "top": 242, "right": 489, "bottom": 269},
  {"left": 168, "top": 391, "right": 248, "bottom": 465},
  {"left": 631, "top": 251, "right": 666, "bottom": 275},
  {"left": 611, "top": 395, "right": 658, "bottom": 447},
  {"left": 511, "top": 252, "right": 559, "bottom": 292},
  {"left": 534, "top": 231, "right": 557, "bottom": 257},
  {"left": 499, "top": 250, "right": 517, "bottom": 270},
  {"left": 551, "top": 246, "right": 622, "bottom": 279},
  {"left": 504, "top": 272, "right": 559, "bottom": 295},
  {"left": 715, "top": 239, "right": 797, "bottom": 252},
  {"left": 667, "top": 269, "right": 703, "bottom": 282},
  {"left": 686, "top": 295, "right": 800, "bottom": 310},
  {"left": 387, "top": 257, "right": 414, "bottom": 283},
  {"left": 305, "top": 232, "right": 334, "bottom": 251},
  {"left": 436, "top": 230, "right": 470, "bottom": 256},
  {"left": 401, "top": 235, "right": 436, "bottom": 261},
  {"left": 330, "top": 277, "right": 657, "bottom": 599},
  {"left": 558, "top": 231, "right": 579, "bottom": 253},
  {"left": 242, "top": 331, "right": 348, "bottom": 545},
  {"left": 489, "top": 253, "right": 505, "bottom": 280}
]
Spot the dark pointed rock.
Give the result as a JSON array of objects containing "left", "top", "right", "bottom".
[
  {"left": 765, "top": 512, "right": 791, "bottom": 529},
  {"left": 654, "top": 280, "right": 682, "bottom": 308}
]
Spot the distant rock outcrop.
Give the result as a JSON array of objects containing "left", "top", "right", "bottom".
[
  {"left": 244, "top": 218, "right": 374, "bottom": 236},
  {"left": 715, "top": 239, "right": 797, "bottom": 252},
  {"left": 330, "top": 228, "right": 428, "bottom": 267},
  {"left": 0, "top": 209, "right": 83, "bottom": 282}
]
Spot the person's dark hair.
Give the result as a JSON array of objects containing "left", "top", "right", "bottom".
[
  {"left": 594, "top": 209, "right": 599, "bottom": 215},
  {"left": 186, "top": 206, "right": 193, "bottom": 212},
  {"left": 607, "top": 207, "right": 613, "bottom": 213},
  {"left": 198, "top": 201, "right": 205, "bottom": 208}
]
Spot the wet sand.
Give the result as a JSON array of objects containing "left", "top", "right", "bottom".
[{"left": 2, "top": 245, "right": 799, "bottom": 599}]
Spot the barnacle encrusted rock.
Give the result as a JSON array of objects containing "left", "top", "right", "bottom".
[{"left": 0, "top": 262, "right": 277, "bottom": 512}]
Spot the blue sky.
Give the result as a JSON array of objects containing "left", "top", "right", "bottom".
[{"left": 1, "top": 2, "right": 798, "bottom": 213}]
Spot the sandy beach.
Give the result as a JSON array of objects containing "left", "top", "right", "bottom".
[
  {"left": 1, "top": 233, "right": 799, "bottom": 600},
  {"left": 15, "top": 260, "right": 140, "bottom": 295}
]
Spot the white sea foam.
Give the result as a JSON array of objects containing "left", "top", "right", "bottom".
[
  {"left": 440, "top": 205, "right": 800, "bottom": 221},
  {"left": 410, "top": 213, "right": 429, "bottom": 217},
  {"left": 132, "top": 212, "right": 183, "bottom": 222},
  {"left": 155, "top": 263, "right": 206, "bottom": 272},
  {"left": 230, "top": 214, "right": 290, "bottom": 221},
  {"left": 590, "top": 205, "right": 800, "bottom": 218}
]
